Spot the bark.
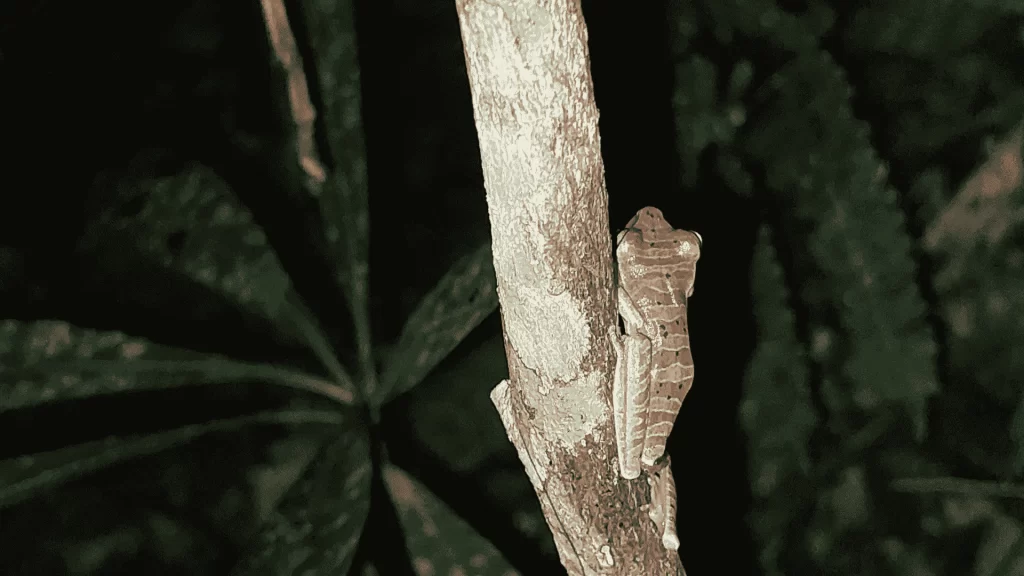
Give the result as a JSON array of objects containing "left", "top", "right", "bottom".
[{"left": 454, "top": 0, "right": 686, "bottom": 573}]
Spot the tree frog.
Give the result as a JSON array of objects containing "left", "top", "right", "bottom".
[{"left": 608, "top": 206, "right": 700, "bottom": 551}]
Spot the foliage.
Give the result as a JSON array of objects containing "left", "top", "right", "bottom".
[
  {"left": 741, "top": 225, "right": 816, "bottom": 575},
  {"left": 1, "top": 0, "right": 1023, "bottom": 574},
  {"left": 665, "top": 0, "right": 1024, "bottom": 573},
  {"left": 382, "top": 464, "right": 519, "bottom": 576},
  {"left": 0, "top": 0, "right": 505, "bottom": 574}
]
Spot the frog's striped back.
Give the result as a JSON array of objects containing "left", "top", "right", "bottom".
[{"left": 615, "top": 206, "right": 700, "bottom": 466}]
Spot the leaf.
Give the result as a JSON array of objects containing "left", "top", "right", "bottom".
[
  {"left": 741, "top": 225, "right": 817, "bottom": 575},
  {"left": 81, "top": 163, "right": 355, "bottom": 393},
  {"left": 744, "top": 52, "right": 938, "bottom": 437},
  {"left": 843, "top": 1, "right": 1009, "bottom": 58},
  {"left": 672, "top": 54, "right": 742, "bottom": 187},
  {"left": 727, "top": 60, "right": 754, "bottom": 100},
  {"left": 378, "top": 242, "right": 498, "bottom": 405},
  {"left": 0, "top": 319, "right": 356, "bottom": 413},
  {"left": 1011, "top": 393, "right": 1024, "bottom": 474},
  {"left": 976, "top": 512, "right": 1024, "bottom": 576},
  {"left": 877, "top": 537, "right": 936, "bottom": 576},
  {"left": 300, "top": 0, "right": 374, "bottom": 389},
  {"left": 405, "top": 337, "right": 509, "bottom": 474},
  {"left": 741, "top": 226, "right": 817, "bottom": 482},
  {"left": 233, "top": 423, "right": 372, "bottom": 576},
  {"left": 891, "top": 476, "right": 1024, "bottom": 500},
  {"left": 383, "top": 463, "right": 520, "bottom": 576},
  {"left": 83, "top": 163, "right": 295, "bottom": 334},
  {"left": 0, "top": 409, "right": 343, "bottom": 510},
  {"left": 698, "top": 0, "right": 819, "bottom": 53}
]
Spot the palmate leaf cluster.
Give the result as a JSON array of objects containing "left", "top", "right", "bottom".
[
  {"left": 666, "top": 0, "right": 1024, "bottom": 574},
  {"left": 1, "top": 1, "right": 506, "bottom": 574}
]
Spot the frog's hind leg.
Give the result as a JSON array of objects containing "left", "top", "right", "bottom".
[
  {"left": 609, "top": 326, "right": 652, "bottom": 480},
  {"left": 647, "top": 457, "right": 680, "bottom": 550}
]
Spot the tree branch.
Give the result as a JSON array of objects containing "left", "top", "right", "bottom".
[{"left": 455, "top": 0, "right": 686, "bottom": 573}]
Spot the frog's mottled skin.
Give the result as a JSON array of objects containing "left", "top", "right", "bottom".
[{"left": 609, "top": 206, "right": 699, "bottom": 549}]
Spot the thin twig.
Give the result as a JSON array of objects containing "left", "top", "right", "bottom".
[{"left": 258, "top": 0, "right": 327, "bottom": 189}]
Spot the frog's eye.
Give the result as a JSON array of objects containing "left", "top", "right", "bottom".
[{"left": 692, "top": 231, "right": 703, "bottom": 248}]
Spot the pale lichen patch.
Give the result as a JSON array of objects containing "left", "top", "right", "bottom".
[
  {"left": 530, "top": 370, "right": 606, "bottom": 450},
  {"left": 500, "top": 280, "right": 590, "bottom": 383}
]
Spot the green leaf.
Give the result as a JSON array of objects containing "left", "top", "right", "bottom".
[
  {"left": 742, "top": 226, "right": 817, "bottom": 484},
  {"left": 727, "top": 60, "right": 754, "bottom": 100},
  {"left": 701, "top": 0, "right": 818, "bottom": 53},
  {"left": 1012, "top": 392, "right": 1024, "bottom": 474},
  {"left": 744, "top": 52, "right": 938, "bottom": 437},
  {"left": 81, "top": 163, "right": 354, "bottom": 393},
  {"left": 844, "top": 1, "right": 1010, "bottom": 58},
  {"left": 301, "top": 0, "right": 374, "bottom": 390},
  {"left": 233, "top": 424, "right": 372, "bottom": 576},
  {"left": 383, "top": 463, "right": 520, "bottom": 575},
  {"left": 741, "top": 225, "right": 818, "bottom": 575},
  {"left": 891, "top": 476, "right": 1024, "bottom": 500},
  {"left": 0, "top": 409, "right": 343, "bottom": 510},
  {"left": 405, "top": 337, "right": 510, "bottom": 474},
  {"left": 976, "top": 512, "right": 1024, "bottom": 576},
  {"left": 0, "top": 319, "right": 356, "bottom": 412},
  {"left": 378, "top": 243, "right": 498, "bottom": 405},
  {"left": 83, "top": 163, "right": 295, "bottom": 335},
  {"left": 878, "top": 537, "right": 936, "bottom": 576}
]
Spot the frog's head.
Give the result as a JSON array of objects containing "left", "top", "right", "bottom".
[{"left": 615, "top": 207, "right": 701, "bottom": 298}]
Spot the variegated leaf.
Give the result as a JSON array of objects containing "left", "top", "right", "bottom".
[
  {"left": 233, "top": 424, "right": 372, "bottom": 576},
  {"left": 0, "top": 319, "right": 356, "bottom": 413},
  {"left": 301, "top": 0, "right": 374, "bottom": 390},
  {"left": 83, "top": 163, "right": 294, "bottom": 332},
  {"left": 0, "top": 409, "right": 343, "bottom": 510},
  {"left": 379, "top": 243, "right": 498, "bottom": 405},
  {"left": 82, "top": 163, "right": 354, "bottom": 392},
  {"left": 383, "top": 464, "right": 519, "bottom": 576}
]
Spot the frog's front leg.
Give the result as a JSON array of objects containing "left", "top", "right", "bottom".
[
  {"left": 608, "top": 296, "right": 653, "bottom": 480},
  {"left": 647, "top": 457, "right": 681, "bottom": 550}
]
